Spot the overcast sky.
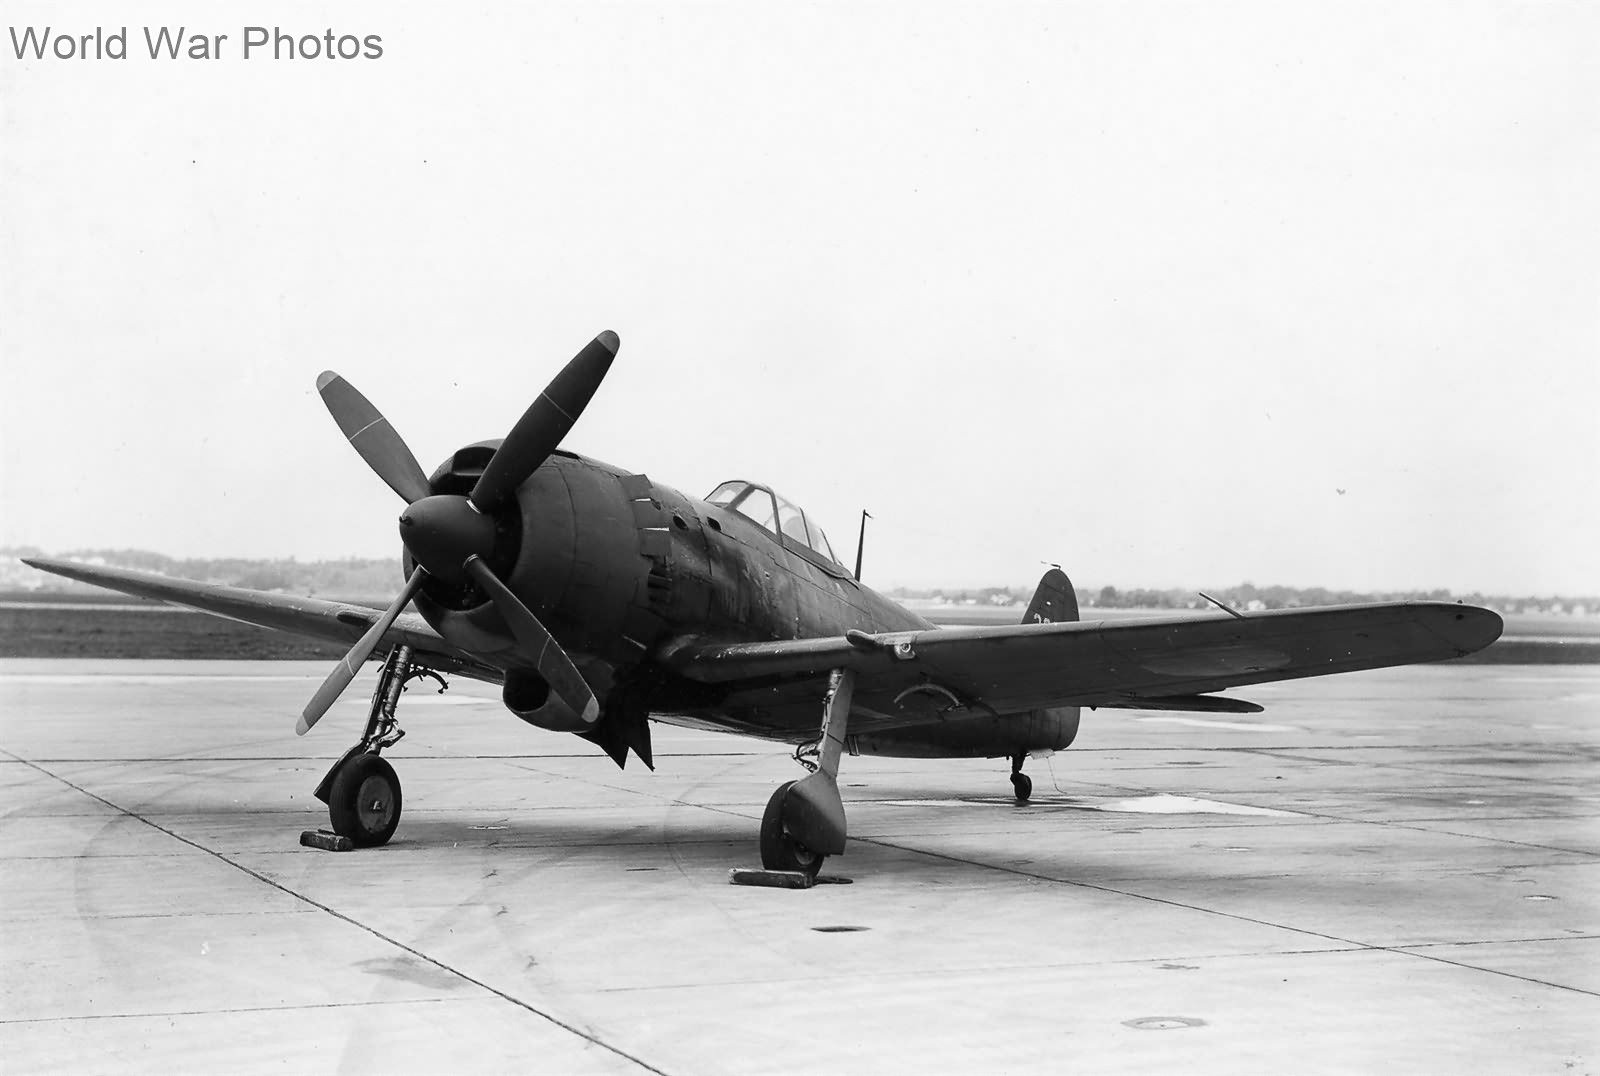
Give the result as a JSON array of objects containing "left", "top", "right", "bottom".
[{"left": 3, "top": 2, "right": 1595, "bottom": 594}]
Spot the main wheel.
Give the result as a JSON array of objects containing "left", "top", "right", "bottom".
[
  {"left": 1010, "top": 771, "right": 1033, "bottom": 802},
  {"left": 760, "top": 780, "right": 823, "bottom": 879},
  {"left": 328, "top": 752, "right": 402, "bottom": 847}
]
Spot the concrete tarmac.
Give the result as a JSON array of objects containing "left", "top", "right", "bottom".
[{"left": 2, "top": 659, "right": 1596, "bottom": 1074}]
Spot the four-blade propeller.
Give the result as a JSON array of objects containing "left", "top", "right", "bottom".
[{"left": 298, "top": 331, "right": 620, "bottom": 735}]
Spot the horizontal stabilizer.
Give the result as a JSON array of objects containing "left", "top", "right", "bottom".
[{"left": 1095, "top": 694, "right": 1264, "bottom": 714}]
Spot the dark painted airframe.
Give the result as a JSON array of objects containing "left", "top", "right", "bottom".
[{"left": 26, "top": 331, "right": 1504, "bottom": 878}]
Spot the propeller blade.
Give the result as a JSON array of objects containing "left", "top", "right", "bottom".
[
  {"left": 468, "top": 331, "right": 619, "bottom": 513},
  {"left": 297, "top": 567, "right": 427, "bottom": 736},
  {"left": 316, "top": 371, "right": 433, "bottom": 504},
  {"left": 462, "top": 556, "right": 598, "bottom": 728}
]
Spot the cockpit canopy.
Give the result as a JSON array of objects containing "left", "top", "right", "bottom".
[{"left": 706, "top": 480, "right": 842, "bottom": 566}]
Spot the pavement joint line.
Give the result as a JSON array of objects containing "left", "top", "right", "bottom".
[
  {"left": 1234, "top": 749, "right": 1436, "bottom": 768},
  {"left": 1217, "top": 798, "right": 1600, "bottom": 859},
  {"left": 844, "top": 835, "right": 1600, "bottom": 999},
  {"left": 1397, "top": 934, "right": 1600, "bottom": 950},
  {"left": 579, "top": 944, "right": 1400, "bottom": 995},
  {"left": 1369, "top": 821, "right": 1600, "bottom": 858},
  {"left": 1238, "top": 745, "right": 1586, "bottom": 762},
  {"left": 0, "top": 996, "right": 467, "bottom": 1026},
  {"left": 4, "top": 909, "right": 322, "bottom": 922},
  {"left": 1310, "top": 763, "right": 1588, "bottom": 787},
  {"left": 0, "top": 747, "right": 677, "bottom": 1076},
  {"left": 578, "top": 937, "right": 1600, "bottom": 997},
  {"left": 1355, "top": 813, "right": 1600, "bottom": 823}
]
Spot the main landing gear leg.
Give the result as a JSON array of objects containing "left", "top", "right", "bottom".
[
  {"left": 1009, "top": 751, "right": 1033, "bottom": 802},
  {"left": 313, "top": 644, "right": 441, "bottom": 847},
  {"left": 760, "top": 668, "right": 855, "bottom": 879}
]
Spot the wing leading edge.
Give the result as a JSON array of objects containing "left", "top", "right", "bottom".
[
  {"left": 659, "top": 602, "right": 1503, "bottom": 718},
  {"left": 22, "top": 558, "right": 497, "bottom": 681}
]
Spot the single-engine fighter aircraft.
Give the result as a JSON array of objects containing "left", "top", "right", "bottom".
[{"left": 26, "top": 331, "right": 1504, "bottom": 878}]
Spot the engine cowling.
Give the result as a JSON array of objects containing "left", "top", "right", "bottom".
[{"left": 405, "top": 446, "right": 646, "bottom": 666}]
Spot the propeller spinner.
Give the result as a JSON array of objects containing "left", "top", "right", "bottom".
[{"left": 298, "top": 331, "right": 620, "bottom": 735}]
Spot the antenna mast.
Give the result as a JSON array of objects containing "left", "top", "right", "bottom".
[{"left": 854, "top": 510, "right": 872, "bottom": 581}]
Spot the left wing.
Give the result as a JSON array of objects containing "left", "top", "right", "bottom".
[
  {"left": 659, "top": 602, "right": 1502, "bottom": 722},
  {"left": 22, "top": 558, "right": 499, "bottom": 681}
]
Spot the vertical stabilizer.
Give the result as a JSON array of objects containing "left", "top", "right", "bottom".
[
  {"left": 1023, "top": 568, "right": 1078, "bottom": 624},
  {"left": 1022, "top": 568, "right": 1080, "bottom": 752}
]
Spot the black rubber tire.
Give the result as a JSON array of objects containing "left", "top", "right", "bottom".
[
  {"left": 328, "top": 752, "right": 402, "bottom": 847},
  {"left": 760, "top": 780, "right": 824, "bottom": 878},
  {"left": 1010, "top": 772, "right": 1033, "bottom": 802}
]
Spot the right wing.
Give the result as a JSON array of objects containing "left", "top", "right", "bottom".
[
  {"left": 22, "top": 558, "right": 499, "bottom": 681},
  {"left": 659, "top": 601, "right": 1503, "bottom": 730}
]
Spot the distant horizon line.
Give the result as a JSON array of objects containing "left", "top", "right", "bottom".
[{"left": 3, "top": 546, "right": 1593, "bottom": 604}]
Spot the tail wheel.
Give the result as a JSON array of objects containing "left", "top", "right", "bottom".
[
  {"left": 1010, "top": 771, "right": 1033, "bottom": 802},
  {"left": 329, "top": 752, "right": 402, "bottom": 847},
  {"left": 760, "top": 780, "right": 823, "bottom": 879}
]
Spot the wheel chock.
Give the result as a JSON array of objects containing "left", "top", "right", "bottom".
[
  {"left": 729, "top": 869, "right": 854, "bottom": 888},
  {"left": 300, "top": 829, "right": 354, "bottom": 852},
  {"left": 729, "top": 868, "right": 814, "bottom": 889}
]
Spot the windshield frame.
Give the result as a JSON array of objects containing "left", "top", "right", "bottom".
[{"left": 704, "top": 479, "right": 850, "bottom": 577}]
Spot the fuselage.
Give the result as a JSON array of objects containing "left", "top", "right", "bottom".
[{"left": 405, "top": 446, "right": 1079, "bottom": 758}]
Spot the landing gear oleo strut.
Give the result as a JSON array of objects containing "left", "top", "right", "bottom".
[
  {"left": 757, "top": 668, "right": 855, "bottom": 880},
  {"left": 312, "top": 644, "right": 445, "bottom": 847}
]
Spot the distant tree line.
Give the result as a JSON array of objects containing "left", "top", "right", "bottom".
[{"left": 886, "top": 582, "right": 1596, "bottom": 616}]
